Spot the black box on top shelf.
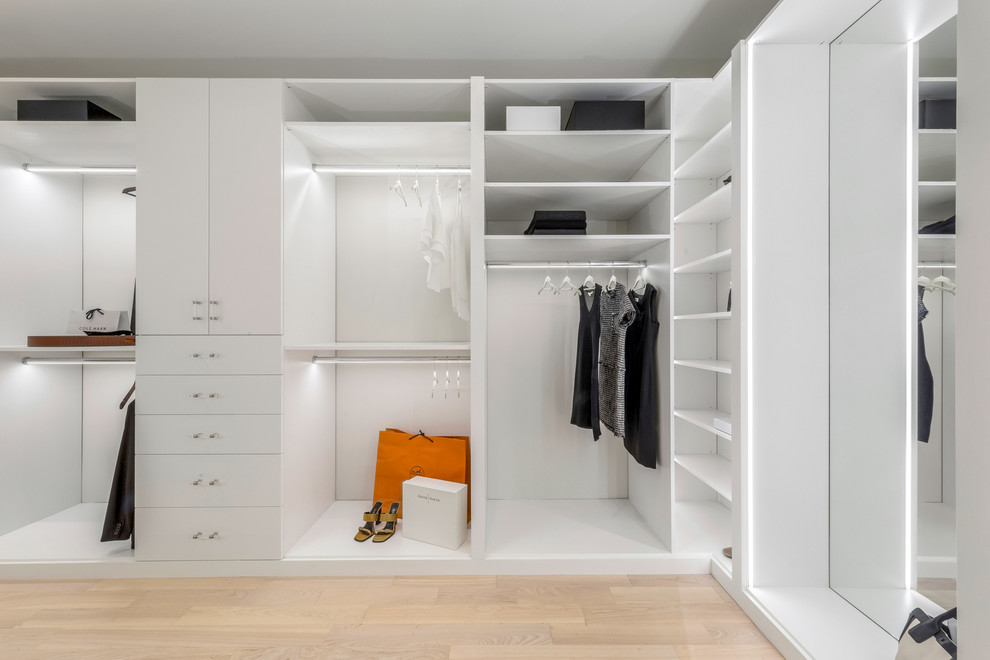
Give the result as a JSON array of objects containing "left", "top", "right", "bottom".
[
  {"left": 17, "top": 100, "right": 121, "bottom": 121},
  {"left": 565, "top": 100, "right": 645, "bottom": 130},
  {"left": 919, "top": 99, "right": 955, "bottom": 129}
]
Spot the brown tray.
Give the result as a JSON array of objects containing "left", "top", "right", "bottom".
[{"left": 27, "top": 335, "right": 135, "bottom": 347}]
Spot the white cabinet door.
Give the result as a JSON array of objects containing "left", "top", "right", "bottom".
[
  {"left": 136, "top": 78, "right": 210, "bottom": 335},
  {"left": 208, "top": 79, "right": 283, "bottom": 335}
]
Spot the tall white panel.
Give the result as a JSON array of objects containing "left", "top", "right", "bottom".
[
  {"left": 135, "top": 78, "right": 210, "bottom": 335},
  {"left": 208, "top": 79, "right": 283, "bottom": 335}
]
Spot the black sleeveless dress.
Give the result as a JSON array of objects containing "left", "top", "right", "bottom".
[
  {"left": 570, "top": 284, "right": 602, "bottom": 440},
  {"left": 624, "top": 283, "right": 659, "bottom": 468}
]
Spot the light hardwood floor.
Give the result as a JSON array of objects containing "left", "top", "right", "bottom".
[{"left": 0, "top": 574, "right": 783, "bottom": 659}]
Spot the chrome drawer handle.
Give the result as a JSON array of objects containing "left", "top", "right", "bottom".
[
  {"left": 192, "top": 300, "right": 204, "bottom": 321},
  {"left": 209, "top": 433, "right": 219, "bottom": 439},
  {"left": 190, "top": 353, "right": 219, "bottom": 359},
  {"left": 209, "top": 479, "right": 220, "bottom": 486},
  {"left": 192, "top": 478, "right": 204, "bottom": 485},
  {"left": 209, "top": 300, "right": 220, "bottom": 321},
  {"left": 192, "top": 433, "right": 204, "bottom": 439},
  {"left": 208, "top": 393, "right": 219, "bottom": 399},
  {"left": 209, "top": 353, "right": 218, "bottom": 358},
  {"left": 191, "top": 393, "right": 203, "bottom": 399},
  {"left": 209, "top": 531, "right": 219, "bottom": 539},
  {"left": 192, "top": 531, "right": 203, "bottom": 539}
]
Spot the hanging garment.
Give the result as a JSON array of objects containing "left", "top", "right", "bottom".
[
  {"left": 101, "top": 400, "right": 135, "bottom": 543},
  {"left": 571, "top": 283, "right": 603, "bottom": 440},
  {"left": 918, "top": 288, "right": 934, "bottom": 443},
  {"left": 449, "top": 189, "right": 470, "bottom": 320},
  {"left": 424, "top": 181, "right": 451, "bottom": 292},
  {"left": 598, "top": 282, "right": 637, "bottom": 438},
  {"left": 624, "top": 283, "right": 660, "bottom": 468}
]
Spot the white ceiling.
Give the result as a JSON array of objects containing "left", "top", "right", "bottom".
[{"left": 0, "top": 0, "right": 779, "bottom": 79}]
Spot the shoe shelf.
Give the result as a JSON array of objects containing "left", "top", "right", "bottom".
[
  {"left": 673, "top": 249, "right": 732, "bottom": 275},
  {"left": 675, "top": 453, "right": 732, "bottom": 502},
  {"left": 674, "top": 408, "right": 732, "bottom": 441},
  {"left": 674, "top": 122, "right": 731, "bottom": 180},
  {"left": 673, "top": 183, "right": 732, "bottom": 225},
  {"left": 673, "top": 359, "right": 732, "bottom": 374},
  {"left": 673, "top": 311, "right": 731, "bottom": 322}
]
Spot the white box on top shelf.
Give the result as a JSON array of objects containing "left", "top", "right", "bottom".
[
  {"left": 506, "top": 106, "right": 561, "bottom": 131},
  {"left": 402, "top": 476, "right": 467, "bottom": 550}
]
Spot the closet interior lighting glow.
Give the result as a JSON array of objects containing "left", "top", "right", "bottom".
[
  {"left": 22, "top": 357, "right": 135, "bottom": 365},
  {"left": 312, "top": 356, "right": 470, "bottom": 365},
  {"left": 312, "top": 165, "right": 470, "bottom": 176},
  {"left": 23, "top": 164, "right": 137, "bottom": 174},
  {"left": 486, "top": 261, "right": 646, "bottom": 270}
]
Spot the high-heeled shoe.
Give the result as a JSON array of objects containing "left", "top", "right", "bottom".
[
  {"left": 373, "top": 502, "right": 400, "bottom": 543},
  {"left": 354, "top": 501, "right": 383, "bottom": 542}
]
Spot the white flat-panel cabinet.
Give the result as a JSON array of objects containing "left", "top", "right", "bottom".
[
  {"left": 136, "top": 78, "right": 210, "bottom": 335},
  {"left": 136, "top": 78, "right": 282, "bottom": 336}
]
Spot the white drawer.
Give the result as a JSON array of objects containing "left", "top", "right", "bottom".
[
  {"left": 136, "top": 414, "right": 282, "bottom": 454},
  {"left": 136, "top": 375, "right": 282, "bottom": 415},
  {"left": 136, "top": 454, "right": 281, "bottom": 507},
  {"left": 135, "top": 507, "right": 281, "bottom": 560},
  {"left": 137, "top": 335, "right": 282, "bottom": 375}
]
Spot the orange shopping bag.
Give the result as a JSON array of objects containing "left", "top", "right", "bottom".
[{"left": 372, "top": 428, "right": 470, "bottom": 521}]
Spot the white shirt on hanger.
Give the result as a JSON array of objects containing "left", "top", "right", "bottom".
[
  {"left": 449, "top": 188, "right": 470, "bottom": 320},
  {"left": 423, "top": 180, "right": 451, "bottom": 292}
]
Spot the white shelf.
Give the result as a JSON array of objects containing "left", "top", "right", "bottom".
[
  {"left": 485, "top": 181, "right": 670, "bottom": 222},
  {"left": 0, "top": 345, "right": 135, "bottom": 353},
  {"left": 674, "top": 408, "right": 732, "bottom": 440},
  {"left": 673, "top": 500, "right": 731, "bottom": 555},
  {"left": 918, "top": 77, "right": 957, "bottom": 100},
  {"left": 0, "top": 504, "right": 132, "bottom": 562},
  {"left": 285, "top": 342, "right": 470, "bottom": 353},
  {"left": 0, "top": 121, "right": 136, "bottom": 166},
  {"left": 483, "top": 79, "right": 671, "bottom": 131},
  {"left": 918, "top": 235, "right": 955, "bottom": 263},
  {"left": 675, "top": 454, "right": 732, "bottom": 501},
  {"left": 673, "top": 183, "right": 732, "bottom": 225},
  {"left": 484, "top": 130, "right": 669, "bottom": 182},
  {"left": 674, "top": 122, "right": 731, "bottom": 179},
  {"left": 918, "top": 181, "right": 956, "bottom": 222},
  {"left": 485, "top": 499, "right": 669, "bottom": 558},
  {"left": 284, "top": 79, "right": 471, "bottom": 123},
  {"left": 673, "top": 312, "right": 731, "bottom": 321},
  {"left": 287, "top": 122, "right": 470, "bottom": 167},
  {"left": 484, "top": 234, "right": 668, "bottom": 263},
  {"left": 285, "top": 500, "right": 471, "bottom": 560},
  {"left": 674, "top": 248, "right": 731, "bottom": 274},
  {"left": 674, "top": 359, "right": 731, "bottom": 374},
  {"left": 918, "top": 130, "right": 955, "bottom": 181}
]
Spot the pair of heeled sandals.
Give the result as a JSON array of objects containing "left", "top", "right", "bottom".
[{"left": 354, "top": 501, "right": 400, "bottom": 543}]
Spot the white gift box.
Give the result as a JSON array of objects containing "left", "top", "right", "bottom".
[
  {"left": 401, "top": 476, "right": 467, "bottom": 550},
  {"left": 67, "top": 309, "right": 130, "bottom": 335},
  {"left": 506, "top": 106, "right": 561, "bottom": 131}
]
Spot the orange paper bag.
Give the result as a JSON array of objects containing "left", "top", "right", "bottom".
[{"left": 372, "top": 428, "right": 470, "bottom": 521}]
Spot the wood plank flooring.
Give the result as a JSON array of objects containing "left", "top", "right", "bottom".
[{"left": 0, "top": 574, "right": 784, "bottom": 659}]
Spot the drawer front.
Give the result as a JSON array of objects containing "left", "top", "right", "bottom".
[
  {"left": 136, "top": 414, "right": 282, "bottom": 454},
  {"left": 137, "top": 335, "right": 282, "bottom": 375},
  {"left": 136, "top": 375, "right": 282, "bottom": 415},
  {"left": 135, "top": 507, "right": 281, "bottom": 561},
  {"left": 136, "top": 454, "right": 281, "bottom": 507}
]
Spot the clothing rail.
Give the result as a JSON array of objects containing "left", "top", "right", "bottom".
[
  {"left": 312, "top": 356, "right": 470, "bottom": 365},
  {"left": 486, "top": 261, "right": 646, "bottom": 270},
  {"left": 312, "top": 165, "right": 471, "bottom": 176},
  {"left": 918, "top": 262, "right": 956, "bottom": 269},
  {"left": 22, "top": 357, "right": 135, "bottom": 365}
]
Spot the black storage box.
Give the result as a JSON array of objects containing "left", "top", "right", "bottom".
[
  {"left": 565, "top": 100, "right": 645, "bottom": 130},
  {"left": 17, "top": 100, "right": 121, "bottom": 121},
  {"left": 919, "top": 99, "right": 955, "bottom": 129}
]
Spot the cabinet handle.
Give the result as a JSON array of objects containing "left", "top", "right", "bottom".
[
  {"left": 209, "top": 531, "right": 220, "bottom": 539},
  {"left": 209, "top": 353, "right": 218, "bottom": 358},
  {"left": 209, "top": 300, "right": 220, "bottom": 321},
  {"left": 192, "top": 433, "right": 204, "bottom": 439},
  {"left": 208, "top": 433, "right": 219, "bottom": 439},
  {"left": 192, "top": 300, "right": 204, "bottom": 321},
  {"left": 191, "top": 393, "right": 203, "bottom": 399},
  {"left": 209, "top": 479, "right": 220, "bottom": 486},
  {"left": 192, "top": 531, "right": 203, "bottom": 539},
  {"left": 208, "top": 393, "right": 219, "bottom": 399},
  {"left": 192, "top": 478, "right": 203, "bottom": 485}
]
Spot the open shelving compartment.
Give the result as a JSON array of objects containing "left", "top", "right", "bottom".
[
  {"left": 671, "top": 63, "right": 735, "bottom": 571},
  {"left": 0, "top": 78, "right": 138, "bottom": 566},
  {"left": 281, "top": 79, "right": 476, "bottom": 564},
  {"left": 482, "top": 79, "right": 678, "bottom": 566}
]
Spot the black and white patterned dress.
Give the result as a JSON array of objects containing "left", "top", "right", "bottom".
[{"left": 598, "top": 282, "right": 636, "bottom": 438}]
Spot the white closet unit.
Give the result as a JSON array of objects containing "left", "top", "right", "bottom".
[
  {"left": 915, "top": 17, "right": 957, "bottom": 580},
  {"left": 134, "top": 78, "right": 284, "bottom": 561},
  {"left": 281, "top": 79, "right": 475, "bottom": 563},
  {"left": 670, "top": 63, "right": 735, "bottom": 568},
  {"left": 482, "top": 79, "right": 675, "bottom": 563},
  {"left": 0, "top": 79, "right": 137, "bottom": 562}
]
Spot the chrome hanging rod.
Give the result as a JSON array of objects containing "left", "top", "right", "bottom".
[
  {"left": 312, "top": 165, "right": 470, "bottom": 176},
  {"left": 312, "top": 356, "right": 470, "bottom": 365},
  {"left": 22, "top": 357, "right": 135, "bottom": 365},
  {"left": 486, "top": 261, "right": 646, "bottom": 270},
  {"left": 918, "top": 262, "right": 956, "bottom": 269},
  {"left": 24, "top": 164, "right": 137, "bottom": 174}
]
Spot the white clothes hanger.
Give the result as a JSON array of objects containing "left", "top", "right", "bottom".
[
  {"left": 558, "top": 262, "right": 579, "bottom": 296},
  {"left": 631, "top": 270, "right": 648, "bottom": 294},
  {"left": 606, "top": 262, "right": 618, "bottom": 292},
  {"left": 411, "top": 171, "right": 423, "bottom": 207},
  {"left": 917, "top": 275, "right": 934, "bottom": 292},
  {"left": 932, "top": 275, "right": 956, "bottom": 294},
  {"left": 392, "top": 177, "right": 407, "bottom": 207},
  {"left": 582, "top": 262, "right": 596, "bottom": 291},
  {"left": 538, "top": 262, "right": 558, "bottom": 295}
]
